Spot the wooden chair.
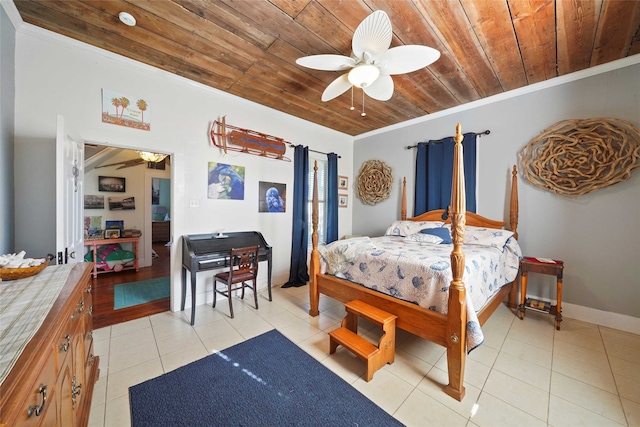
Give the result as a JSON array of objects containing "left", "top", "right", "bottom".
[{"left": 213, "top": 246, "right": 259, "bottom": 318}]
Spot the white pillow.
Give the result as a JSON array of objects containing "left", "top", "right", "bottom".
[
  {"left": 444, "top": 225, "right": 515, "bottom": 250},
  {"left": 384, "top": 220, "right": 445, "bottom": 237},
  {"left": 403, "top": 233, "right": 443, "bottom": 244}
]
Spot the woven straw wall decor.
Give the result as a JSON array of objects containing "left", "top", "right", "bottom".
[
  {"left": 355, "top": 159, "right": 393, "bottom": 205},
  {"left": 519, "top": 118, "right": 640, "bottom": 197}
]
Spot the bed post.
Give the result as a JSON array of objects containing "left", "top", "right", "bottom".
[
  {"left": 309, "top": 160, "right": 320, "bottom": 316},
  {"left": 445, "top": 123, "right": 467, "bottom": 401},
  {"left": 401, "top": 177, "right": 407, "bottom": 220},
  {"left": 507, "top": 164, "right": 520, "bottom": 309},
  {"left": 510, "top": 165, "right": 519, "bottom": 240}
]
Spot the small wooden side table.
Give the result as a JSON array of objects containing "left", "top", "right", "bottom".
[
  {"left": 518, "top": 257, "right": 564, "bottom": 330},
  {"left": 84, "top": 236, "right": 140, "bottom": 279}
]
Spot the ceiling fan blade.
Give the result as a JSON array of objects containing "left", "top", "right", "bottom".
[
  {"left": 296, "top": 54, "right": 355, "bottom": 71},
  {"left": 377, "top": 45, "right": 441, "bottom": 75},
  {"left": 363, "top": 75, "right": 394, "bottom": 101},
  {"left": 321, "top": 74, "right": 352, "bottom": 102},
  {"left": 352, "top": 10, "right": 392, "bottom": 61}
]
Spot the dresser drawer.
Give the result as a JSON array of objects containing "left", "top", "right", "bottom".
[{"left": 6, "top": 353, "right": 58, "bottom": 427}]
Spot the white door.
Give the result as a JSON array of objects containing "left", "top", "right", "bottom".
[{"left": 56, "top": 115, "right": 84, "bottom": 264}]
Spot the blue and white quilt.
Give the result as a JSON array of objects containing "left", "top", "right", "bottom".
[{"left": 318, "top": 226, "right": 522, "bottom": 352}]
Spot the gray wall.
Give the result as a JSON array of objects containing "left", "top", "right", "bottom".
[
  {"left": 14, "top": 139, "right": 56, "bottom": 257},
  {"left": 0, "top": 4, "right": 16, "bottom": 253},
  {"left": 353, "top": 60, "right": 640, "bottom": 320}
]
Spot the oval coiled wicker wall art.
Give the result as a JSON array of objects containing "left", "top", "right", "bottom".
[
  {"left": 355, "top": 159, "right": 393, "bottom": 205},
  {"left": 519, "top": 118, "right": 640, "bottom": 197}
]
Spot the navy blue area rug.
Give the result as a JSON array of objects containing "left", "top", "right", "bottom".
[{"left": 129, "top": 329, "right": 403, "bottom": 426}]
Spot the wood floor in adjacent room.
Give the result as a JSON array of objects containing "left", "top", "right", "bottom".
[{"left": 93, "top": 242, "right": 171, "bottom": 329}]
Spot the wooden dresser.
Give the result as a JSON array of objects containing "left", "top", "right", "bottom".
[
  {"left": 152, "top": 221, "right": 170, "bottom": 243},
  {"left": 0, "top": 263, "right": 99, "bottom": 427}
]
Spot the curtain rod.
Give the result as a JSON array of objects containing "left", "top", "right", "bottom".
[
  {"left": 405, "top": 130, "right": 490, "bottom": 149},
  {"left": 291, "top": 144, "right": 341, "bottom": 158}
]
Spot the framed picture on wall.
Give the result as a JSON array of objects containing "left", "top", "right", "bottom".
[
  {"left": 105, "top": 220, "right": 124, "bottom": 232},
  {"left": 258, "top": 181, "right": 286, "bottom": 213},
  {"left": 207, "top": 162, "right": 245, "bottom": 200},
  {"left": 99, "top": 176, "right": 126, "bottom": 192},
  {"left": 108, "top": 196, "right": 135, "bottom": 210},
  {"left": 84, "top": 195, "right": 105, "bottom": 209},
  {"left": 338, "top": 176, "right": 348, "bottom": 190},
  {"left": 152, "top": 178, "right": 160, "bottom": 205},
  {"left": 338, "top": 194, "right": 348, "bottom": 208}
]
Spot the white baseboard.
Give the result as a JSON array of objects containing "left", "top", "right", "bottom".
[
  {"left": 562, "top": 302, "right": 639, "bottom": 335},
  {"left": 520, "top": 293, "right": 639, "bottom": 335}
]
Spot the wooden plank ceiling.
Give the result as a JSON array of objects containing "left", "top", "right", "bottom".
[{"left": 14, "top": 0, "right": 640, "bottom": 136}]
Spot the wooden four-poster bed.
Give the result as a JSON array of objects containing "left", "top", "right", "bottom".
[{"left": 308, "top": 124, "right": 520, "bottom": 401}]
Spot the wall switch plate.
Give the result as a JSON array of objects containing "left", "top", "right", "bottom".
[{"left": 189, "top": 199, "right": 199, "bottom": 208}]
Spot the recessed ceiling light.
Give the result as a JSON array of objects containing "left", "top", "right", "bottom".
[{"left": 118, "top": 12, "right": 136, "bottom": 27}]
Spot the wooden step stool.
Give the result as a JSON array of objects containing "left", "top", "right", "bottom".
[{"left": 329, "top": 300, "right": 397, "bottom": 381}]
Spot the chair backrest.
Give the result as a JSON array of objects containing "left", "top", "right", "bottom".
[{"left": 229, "top": 246, "right": 259, "bottom": 278}]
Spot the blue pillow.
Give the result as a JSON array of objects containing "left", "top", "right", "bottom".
[{"left": 420, "top": 227, "right": 452, "bottom": 244}]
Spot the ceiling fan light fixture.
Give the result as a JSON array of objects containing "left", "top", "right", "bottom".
[
  {"left": 118, "top": 12, "right": 136, "bottom": 27},
  {"left": 297, "top": 11, "right": 439, "bottom": 104},
  {"left": 137, "top": 151, "right": 167, "bottom": 163},
  {"left": 348, "top": 65, "right": 380, "bottom": 88}
]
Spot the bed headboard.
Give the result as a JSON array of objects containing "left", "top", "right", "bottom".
[{"left": 401, "top": 165, "right": 519, "bottom": 237}]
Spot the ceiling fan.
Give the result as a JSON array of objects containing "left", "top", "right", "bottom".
[{"left": 296, "top": 10, "right": 440, "bottom": 106}]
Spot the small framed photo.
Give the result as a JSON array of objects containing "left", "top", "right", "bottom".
[
  {"left": 84, "top": 195, "right": 105, "bottom": 209},
  {"left": 108, "top": 196, "right": 135, "bottom": 210},
  {"left": 338, "top": 176, "right": 348, "bottom": 190},
  {"left": 99, "top": 176, "right": 126, "bottom": 192},
  {"left": 338, "top": 194, "right": 348, "bottom": 208},
  {"left": 104, "top": 229, "right": 120, "bottom": 239},
  {"left": 87, "top": 229, "right": 104, "bottom": 240}
]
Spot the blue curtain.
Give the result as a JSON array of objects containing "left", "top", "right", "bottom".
[
  {"left": 326, "top": 153, "right": 339, "bottom": 244},
  {"left": 414, "top": 133, "right": 477, "bottom": 216},
  {"left": 282, "top": 145, "right": 309, "bottom": 288}
]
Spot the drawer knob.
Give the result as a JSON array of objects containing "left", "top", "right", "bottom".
[
  {"left": 27, "top": 384, "right": 47, "bottom": 417},
  {"left": 59, "top": 334, "right": 71, "bottom": 352},
  {"left": 71, "top": 376, "right": 82, "bottom": 409}
]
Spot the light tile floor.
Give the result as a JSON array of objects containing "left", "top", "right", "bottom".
[{"left": 88, "top": 285, "right": 640, "bottom": 426}]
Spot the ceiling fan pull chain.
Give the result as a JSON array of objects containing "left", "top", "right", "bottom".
[
  {"left": 350, "top": 86, "right": 355, "bottom": 111},
  {"left": 361, "top": 90, "right": 366, "bottom": 117}
]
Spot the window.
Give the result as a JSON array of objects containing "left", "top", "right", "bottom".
[{"left": 307, "top": 156, "right": 327, "bottom": 246}]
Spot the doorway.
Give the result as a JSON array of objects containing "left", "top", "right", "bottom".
[{"left": 84, "top": 144, "right": 173, "bottom": 328}]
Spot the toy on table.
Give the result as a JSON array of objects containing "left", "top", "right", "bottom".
[{"left": 84, "top": 243, "right": 135, "bottom": 272}]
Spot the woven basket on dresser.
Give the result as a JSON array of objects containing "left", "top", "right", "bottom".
[{"left": 0, "top": 261, "right": 49, "bottom": 281}]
